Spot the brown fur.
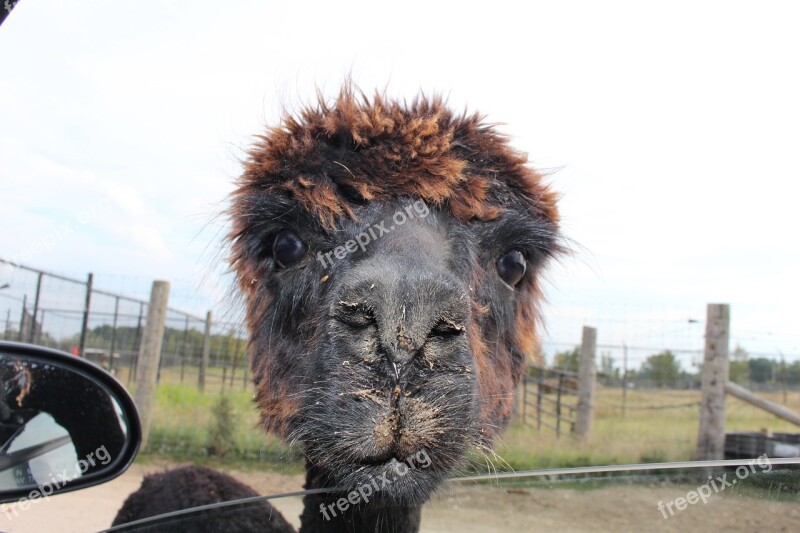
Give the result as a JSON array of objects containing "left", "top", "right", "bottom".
[
  {"left": 232, "top": 85, "right": 558, "bottom": 229},
  {"left": 229, "top": 85, "right": 560, "bottom": 440}
]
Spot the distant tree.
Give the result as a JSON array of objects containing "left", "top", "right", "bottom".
[
  {"left": 600, "top": 352, "right": 619, "bottom": 380},
  {"left": 640, "top": 350, "right": 681, "bottom": 388},
  {"left": 553, "top": 347, "right": 580, "bottom": 373},
  {"left": 748, "top": 358, "right": 774, "bottom": 383},
  {"left": 729, "top": 344, "right": 750, "bottom": 384},
  {"left": 59, "top": 324, "right": 245, "bottom": 364},
  {"left": 786, "top": 361, "right": 800, "bottom": 385}
]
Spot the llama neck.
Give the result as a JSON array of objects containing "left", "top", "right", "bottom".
[{"left": 298, "top": 461, "right": 422, "bottom": 533}]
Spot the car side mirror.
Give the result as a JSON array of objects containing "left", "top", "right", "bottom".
[{"left": 0, "top": 341, "right": 140, "bottom": 504}]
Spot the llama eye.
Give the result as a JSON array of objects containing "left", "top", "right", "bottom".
[
  {"left": 273, "top": 230, "right": 307, "bottom": 268},
  {"left": 496, "top": 249, "right": 526, "bottom": 287},
  {"left": 430, "top": 317, "right": 466, "bottom": 338}
]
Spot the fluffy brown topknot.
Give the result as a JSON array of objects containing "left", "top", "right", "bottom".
[{"left": 236, "top": 87, "right": 559, "bottom": 229}]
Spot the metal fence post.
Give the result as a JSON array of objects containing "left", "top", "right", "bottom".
[
  {"left": 78, "top": 273, "right": 94, "bottom": 356},
  {"left": 575, "top": 326, "right": 597, "bottom": 439},
  {"left": 230, "top": 336, "right": 240, "bottom": 388},
  {"left": 556, "top": 374, "right": 564, "bottom": 437},
  {"left": 18, "top": 295, "right": 26, "bottom": 342},
  {"left": 622, "top": 343, "right": 628, "bottom": 418},
  {"left": 109, "top": 296, "right": 119, "bottom": 373},
  {"left": 129, "top": 301, "right": 145, "bottom": 386},
  {"left": 29, "top": 271, "right": 43, "bottom": 343},
  {"left": 198, "top": 311, "right": 212, "bottom": 392},
  {"left": 180, "top": 316, "right": 189, "bottom": 383}
]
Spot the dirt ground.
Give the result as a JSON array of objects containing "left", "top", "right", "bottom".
[{"left": 1, "top": 464, "right": 797, "bottom": 532}]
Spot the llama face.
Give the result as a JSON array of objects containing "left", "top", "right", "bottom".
[{"left": 229, "top": 89, "right": 560, "bottom": 502}]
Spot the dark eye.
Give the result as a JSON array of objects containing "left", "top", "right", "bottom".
[
  {"left": 430, "top": 317, "right": 466, "bottom": 338},
  {"left": 273, "top": 230, "right": 307, "bottom": 268},
  {"left": 497, "top": 250, "right": 527, "bottom": 287}
]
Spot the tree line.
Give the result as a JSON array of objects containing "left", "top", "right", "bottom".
[
  {"left": 552, "top": 345, "right": 800, "bottom": 389},
  {"left": 56, "top": 324, "right": 246, "bottom": 363}
]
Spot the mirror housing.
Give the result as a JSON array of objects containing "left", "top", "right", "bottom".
[{"left": 0, "top": 341, "right": 140, "bottom": 504}]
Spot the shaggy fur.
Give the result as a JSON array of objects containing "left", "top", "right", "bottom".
[
  {"left": 230, "top": 86, "right": 560, "bottom": 529},
  {"left": 112, "top": 466, "right": 293, "bottom": 532},
  {"left": 230, "top": 87, "right": 560, "bottom": 441}
]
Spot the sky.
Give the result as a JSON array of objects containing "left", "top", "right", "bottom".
[{"left": 1, "top": 1, "right": 799, "bottom": 370}]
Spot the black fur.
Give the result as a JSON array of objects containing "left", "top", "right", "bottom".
[{"left": 112, "top": 466, "right": 294, "bottom": 532}]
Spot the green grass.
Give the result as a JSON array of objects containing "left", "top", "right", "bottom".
[
  {"left": 136, "top": 369, "right": 800, "bottom": 474},
  {"left": 139, "top": 367, "right": 302, "bottom": 470},
  {"left": 485, "top": 387, "right": 800, "bottom": 472}
]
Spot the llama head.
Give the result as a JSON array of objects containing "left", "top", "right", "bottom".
[{"left": 228, "top": 87, "right": 561, "bottom": 503}]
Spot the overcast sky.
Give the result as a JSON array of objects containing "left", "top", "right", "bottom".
[{"left": 1, "top": 1, "right": 798, "bottom": 368}]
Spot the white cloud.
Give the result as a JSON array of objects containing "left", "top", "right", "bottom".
[
  {"left": 98, "top": 180, "right": 150, "bottom": 219},
  {"left": 128, "top": 224, "right": 173, "bottom": 262}
]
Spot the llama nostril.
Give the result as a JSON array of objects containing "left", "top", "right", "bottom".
[{"left": 397, "top": 328, "right": 417, "bottom": 353}]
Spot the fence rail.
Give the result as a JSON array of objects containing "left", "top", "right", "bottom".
[
  {"left": 520, "top": 367, "right": 579, "bottom": 437},
  {"left": 4, "top": 259, "right": 800, "bottom": 461}
]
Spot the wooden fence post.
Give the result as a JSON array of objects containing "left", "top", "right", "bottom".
[
  {"left": 512, "top": 378, "right": 525, "bottom": 424},
  {"left": 198, "top": 311, "right": 212, "bottom": 392},
  {"left": 556, "top": 374, "right": 564, "bottom": 437},
  {"left": 574, "top": 326, "right": 596, "bottom": 438},
  {"left": 695, "top": 303, "right": 730, "bottom": 460},
  {"left": 536, "top": 381, "right": 542, "bottom": 431},
  {"left": 133, "top": 281, "right": 170, "bottom": 450}
]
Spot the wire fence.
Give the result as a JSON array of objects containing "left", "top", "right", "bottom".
[
  {"left": 0, "top": 259, "right": 249, "bottom": 393},
  {"left": 520, "top": 366, "right": 578, "bottom": 437},
  {"left": 4, "top": 258, "right": 798, "bottom": 396},
  {"left": 3, "top": 258, "right": 799, "bottom": 463}
]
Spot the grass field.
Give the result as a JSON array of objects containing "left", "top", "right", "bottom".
[
  {"left": 135, "top": 366, "right": 800, "bottom": 472},
  {"left": 497, "top": 387, "right": 800, "bottom": 471},
  {"left": 137, "top": 366, "right": 301, "bottom": 472}
]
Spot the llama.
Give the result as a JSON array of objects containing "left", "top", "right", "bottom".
[
  {"left": 115, "top": 87, "right": 561, "bottom": 532},
  {"left": 112, "top": 465, "right": 294, "bottom": 532}
]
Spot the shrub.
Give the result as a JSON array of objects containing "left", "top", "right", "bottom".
[{"left": 208, "top": 394, "right": 237, "bottom": 457}]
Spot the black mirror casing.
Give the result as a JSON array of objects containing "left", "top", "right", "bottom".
[{"left": 0, "top": 341, "right": 141, "bottom": 504}]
